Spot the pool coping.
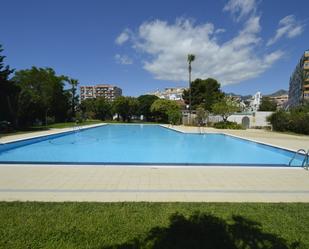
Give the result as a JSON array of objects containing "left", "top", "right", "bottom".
[
  {"left": 0, "top": 123, "right": 306, "bottom": 168},
  {"left": 0, "top": 123, "right": 107, "bottom": 144},
  {"left": 160, "top": 124, "right": 307, "bottom": 155}
]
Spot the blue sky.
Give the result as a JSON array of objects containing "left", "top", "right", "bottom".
[{"left": 1, "top": 0, "right": 308, "bottom": 96}]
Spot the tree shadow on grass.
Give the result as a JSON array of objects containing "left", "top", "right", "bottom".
[{"left": 102, "top": 212, "right": 300, "bottom": 249}]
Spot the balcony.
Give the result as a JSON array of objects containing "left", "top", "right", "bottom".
[
  {"left": 305, "top": 50, "right": 309, "bottom": 57},
  {"left": 303, "top": 83, "right": 309, "bottom": 90},
  {"left": 304, "top": 61, "right": 309, "bottom": 70}
]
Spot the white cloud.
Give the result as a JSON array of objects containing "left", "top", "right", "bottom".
[
  {"left": 223, "top": 0, "right": 257, "bottom": 22},
  {"left": 114, "top": 54, "right": 133, "bottom": 65},
  {"left": 215, "top": 28, "right": 226, "bottom": 34},
  {"left": 115, "top": 29, "right": 130, "bottom": 45},
  {"left": 267, "top": 15, "right": 304, "bottom": 46},
  {"left": 121, "top": 17, "right": 283, "bottom": 86}
]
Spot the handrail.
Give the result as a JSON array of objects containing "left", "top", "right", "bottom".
[
  {"left": 303, "top": 150, "right": 309, "bottom": 170},
  {"left": 198, "top": 125, "right": 203, "bottom": 134},
  {"left": 73, "top": 124, "right": 81, "bottom": 132},
  {"left": 289, "top": 149, "right": 308, "bottom": 169}
]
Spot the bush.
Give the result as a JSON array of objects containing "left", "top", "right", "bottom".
[
  {"left": 213, "top": 121, "right": 243, "bottom": 129},
  {"left": 267, "top": 110, "right": 290, "bottom": 132},
  {"left": 167, "top": 109, "right": 182, "bottom": 125},
  {"left": 289, "top": 110, "right": 309, "bottom": 134},
  {"left": 267, "top": 107, "right": 309, "bottom": 135},
  {"left": 151, "top": 99, "right": 181, "bottom": 123}
]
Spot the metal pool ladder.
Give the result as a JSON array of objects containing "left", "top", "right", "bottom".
[
  {"left": 289, "top": 149, "right": 309, "bottom": 170},
  {"left": 73, "top": 124, "right": 81, "bottom": 133}
]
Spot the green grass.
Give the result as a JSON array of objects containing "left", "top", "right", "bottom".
[
  {"left": 0, "top": 120, "right": 104, "bottom": 137},
  {"left": 0, "top": 202, "right": 308, "bottom": 249}
]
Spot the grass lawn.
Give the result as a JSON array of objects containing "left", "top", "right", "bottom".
[
  {"left": 0, "top": 202, "right": 308, "bottom": 249},
  {"left": 0, "top": 120, "right": 104, "bottom": 138}
]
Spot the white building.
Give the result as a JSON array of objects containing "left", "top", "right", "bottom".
[
  {"left": 249, "top": 91, "right": 262, "bottom": 111},
  {"left": 149, "top": 87, "right": 186, "bottom": 101},
  {"left": 208, "top": 111, "right": 273, "bottom": 128}
]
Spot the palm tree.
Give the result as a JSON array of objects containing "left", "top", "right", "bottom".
[
  {"left": 67, "top": 78, "right": 79, "bottom": 119},
  {"left": 187, "top": 54, "right": 195, "bottom": 120}
]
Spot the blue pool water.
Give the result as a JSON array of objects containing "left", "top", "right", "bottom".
[{"left": 0, "top": 124, "right": 304, "bottom": 166}]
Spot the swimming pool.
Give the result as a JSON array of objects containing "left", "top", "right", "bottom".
[{"left": 0, "top": 124, "right": 305, "bottom": 166}]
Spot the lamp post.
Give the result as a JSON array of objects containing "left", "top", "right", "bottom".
[{"left": 187, "top": 54, "right": 195, "bottom": 124}]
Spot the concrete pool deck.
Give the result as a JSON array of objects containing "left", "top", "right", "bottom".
[
  {"left": 161, "top": 125, "right": 309, "bottom": 152},
  {"left": 0, "top": 165, "right": 308, "bottom": 202},
  {"left": 0, "top": 124, "right": 308, "bottom": 202},
  {"left": 0, "top": 123, "right": 107, "bottom": 143}
]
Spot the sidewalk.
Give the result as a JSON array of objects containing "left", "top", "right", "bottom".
[{"left": 0, "top": 165, "right": 308, "bottom": 202}]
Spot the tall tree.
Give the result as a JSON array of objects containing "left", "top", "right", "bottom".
[
  {"left": 95, "top": 97, "right": 113, "bottom": 120},
  {"left": 113, "top": 96, "right": 139, "bottom": 122},
  {"left": 80, "top": 98, "right": 97, "bottom": 119},
  {"left": 259, "top": 97, "right": 277, "bottom": 111},
  {"left": 137, "top": 94, "right": 159, "bottom": 121},
  {"left": 13, "top": 67, "right": 70, "bottom": 126},
  {"left": 150, "top": 99, "right": 181, "bottom": 123},
  {"left": 212, "top": 96, "right": 241, "bottom": 122},
  {"left": 183, "top": 78, "right": 224, "bottom": 111},
  {"left": 0, "top": 45, "right": 18, "bottom": 127},
  {"left": 187, "top": 54, "right": 195, "bottom": 116},
  {"left": 66, "top": 78, "right": 79, "bottom": 119}
]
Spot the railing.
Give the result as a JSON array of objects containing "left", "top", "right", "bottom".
[
  {"left": 303, "top": 150, "right": 309, "bottom": 170},
  {"left": 73, "top": 124, "right": 81, "bottom": 133},
  {"left": 289, "top": 149, "right": 309, "bottom": 169}
]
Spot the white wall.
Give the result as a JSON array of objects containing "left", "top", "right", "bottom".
[{"left": 208, "top": 111, "right": 273, "bottom": 128}]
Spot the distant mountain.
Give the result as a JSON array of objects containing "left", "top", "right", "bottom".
[
  {"left": 266, "top": 89, "right": 288, "bottom": 97},
  {"left": 225, "top": 89, "right": 288, "bottom": 100}
]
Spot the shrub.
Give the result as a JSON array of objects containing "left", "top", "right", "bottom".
[
  {"left": 289, "top": 110, "right": 309, "bottom": 134},
  {"left": 267, "top": 107, "right": 309, "bottom": 135},
  {"left": 167, "top": 109, "right": 182, "bottom": 125},
  {"left": 151, "top": 99, "right": 181, "bottom": 123},
  {"left": 267, "top": 110, "right": 290, "bottom": 132},
  {"left": 213, "top": 121, "right": 243, "bottom": 129}
]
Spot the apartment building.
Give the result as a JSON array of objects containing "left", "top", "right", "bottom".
[
  {"left": 80, "top": 84, "right": 122, "bottom": 101},
  {"left": 269, "top": 94, "right": 289, "bottom": 109},
  {"left": 287, "top": 50, "right": 309, "bottom": 108}
]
